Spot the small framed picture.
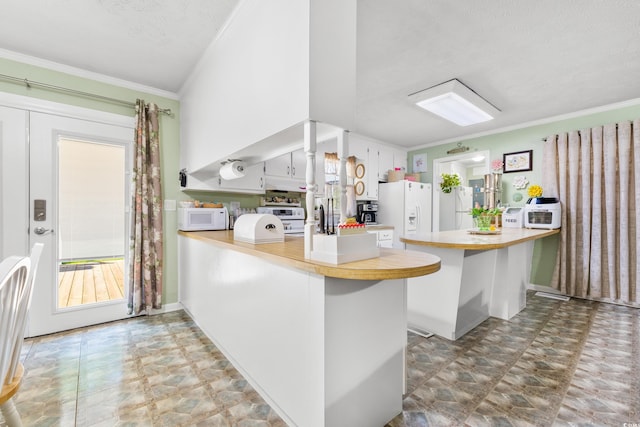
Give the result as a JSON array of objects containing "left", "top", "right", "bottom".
[
  {"left": 413, "top": 153, "right": 427, "bottom": 173},
  {"left": 503, "top": 150, "right": 533, "bottom": 173}
]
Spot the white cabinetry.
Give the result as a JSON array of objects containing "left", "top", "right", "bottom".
[
  {"left": 351, "top": 136, "right": 379, "bottom": 201},
  {"left": 367, "top": 228, "right": 394, "bottom": 248},
  {"left": 183, "top": 163, "right": 265, "bottom": 194},
  {"left": 393, "top": 149, "right": 408, "bottom": 173},
  {"left": 377, "top": 144, "right": 394, "bottom": 182},
  {"left": 265, "top": 149, "right": 307, "bottom": 180}
]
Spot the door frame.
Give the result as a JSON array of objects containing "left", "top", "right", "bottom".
[
  {"left": 432, "top": 150, "right": 490, "bottom": 232},
  {"left": 1, "top": 92, "right": 135, "bottom": 336}
]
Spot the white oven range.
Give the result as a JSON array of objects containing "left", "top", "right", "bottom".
[{"left": 256, "top": 207, "right": 305, "bottom": 234}]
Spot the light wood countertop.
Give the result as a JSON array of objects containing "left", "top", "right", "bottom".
[
  {"left": 179, "top": 230, "right": 440, "bottom": 280},
  {"left": 365, "top": 224, "right": 394, "bottom": 231},
  {"left": 401, "top": 228, "right": 560, "bottom": 250}
]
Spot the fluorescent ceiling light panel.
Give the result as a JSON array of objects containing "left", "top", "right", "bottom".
[{"left": 409, "top": 79, "right": 500, "bottom": 126}]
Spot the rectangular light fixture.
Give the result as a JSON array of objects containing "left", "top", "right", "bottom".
[{"left": 408, "top": 79, "right": 500, "bottom": 126}]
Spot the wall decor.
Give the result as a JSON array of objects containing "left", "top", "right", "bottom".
[
  {"left": 503, "top": 150, "right": 533, "bottom": 173},
  {"left": 512, "top": 175, "right": 529, "bottom": 190},
  {"left": 413, "top": 153, "right": 427, "bottom": 173}
]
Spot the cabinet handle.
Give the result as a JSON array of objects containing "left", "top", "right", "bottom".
[
  {"left": 260, "top": 177, "right": 264, "bottom": 188},
  {"left": 287, "top": 166, "right": 290, "bottom": 175},
  {"left": 292, "top": 166, "right": 295, "bottom": 176}
]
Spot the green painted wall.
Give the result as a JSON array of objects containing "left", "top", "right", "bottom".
[
  {"left": 408, "top": 101, "right": 640, "bottom": 285},
  {"left": 0, "top": 57, "right": 182, "bottom": 306}
]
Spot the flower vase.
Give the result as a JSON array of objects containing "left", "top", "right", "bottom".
[{"left": 473, "top": 215, "right": 493, "bottom": 231}]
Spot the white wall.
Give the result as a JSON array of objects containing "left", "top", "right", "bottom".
[
  {"left": 180, "top": 0, "right": 311, "bottom": 173},
  {"left": 179, "top": 0, "right": 357, "bottom": 175}
]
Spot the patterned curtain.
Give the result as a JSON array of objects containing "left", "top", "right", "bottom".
[
  {"left": 128, "top": 100, "right": 163, "bottom": 315},
  {"left": 542, "top": 119, "right": 640, "bottom": 305}
]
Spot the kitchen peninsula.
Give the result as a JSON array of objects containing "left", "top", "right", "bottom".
[
  {"left": 179, "top": 231, "right": 440, "bottom": 427},
  {"left": 402, "top": 228, "right": 559, "bottom": 340}
]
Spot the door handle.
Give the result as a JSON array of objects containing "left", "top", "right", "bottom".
[{"left": 34, "top": 226, "right": 54, "bottom": 235}]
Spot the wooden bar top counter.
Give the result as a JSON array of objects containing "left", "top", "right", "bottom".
[
  {"left": 401, "top": 227, "right": 559, "bottom": 250},
  {"left": 179, "top": 230, "right": 441, "bottom": 280}
]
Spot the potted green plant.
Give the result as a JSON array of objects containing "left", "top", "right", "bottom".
[
  {"left": 439, "top": 173, "right": 461, "bottom": 193},
  {"left": 470, "top": 206, "right": 501, "bottom": 231}
]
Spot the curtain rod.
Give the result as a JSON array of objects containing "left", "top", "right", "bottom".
[
  {"left": 541, "top": 124, "right": 622, "bottom": 141},
  {"left": 0, "top": 73, "right": 172, "bottom": 116}
]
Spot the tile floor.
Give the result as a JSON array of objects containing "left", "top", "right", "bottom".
[{"left": 6, "top": 292, "right": 639, "bottom": 426}]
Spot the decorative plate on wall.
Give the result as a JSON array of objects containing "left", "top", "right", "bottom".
[
  {"left": 355, "top": 163, "right": 365, "bottom": 179},
  {"left": 355, "top": 180, "right": 365, "bottom": 196}
]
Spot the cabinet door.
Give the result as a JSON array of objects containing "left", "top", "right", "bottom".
[
  {"left": 366, "top": 147, "right": 379, "bottom": 200},
  {"left": 265, "top": 153, "right": 291, "bottom": 178},
  {"left": 219, "top": 162, "right": 265, "bottom": 193},
  {"left": 393, "top": 149, "right": 408, "bottom": 172},
  {"left": 290, "top": 149, "right": 307, "bottom": 180},
  {"left": 377, "top": 145, "right": 394, "bottom": 182}
]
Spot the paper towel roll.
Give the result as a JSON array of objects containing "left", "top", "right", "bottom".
[{"left": 220, "top": 161, "right": 246, "bottom": 180}]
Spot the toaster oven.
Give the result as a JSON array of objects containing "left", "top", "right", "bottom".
[{"left": 524, "top": 198, "right": 561, "bottom": 229}]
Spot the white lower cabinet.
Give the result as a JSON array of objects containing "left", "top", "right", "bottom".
[{"left": 368, "top": 228, "right": 394, "bottom": 248}]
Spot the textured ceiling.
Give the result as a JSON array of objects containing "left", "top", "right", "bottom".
[
  {"left": 1, "top": 0, "right": 639, "bottom": 148},
  {"left": 0, "top": 0, "right": 240, "bottom": 92}
]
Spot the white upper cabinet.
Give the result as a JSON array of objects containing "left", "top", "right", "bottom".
[
  {"left": 183, "top": 163, "right": 265, "bottom": 194},
  {"left": 350, "top": 135, "right": 378, "bottom": 201},
  {"left": 265, "top": 152, "right": 293, "bottom": 179},
  {"left": 377, "top": 144, "right": 394, "bottom": 182},
  {"left": 266, "top": 149, "right": 307, "bottom": 180},
  {"left": 393, "top": 149, "right": 408, "bottom": 172},
  {"left": 213, "top": 163, "right": 266, "bottom": 194}
]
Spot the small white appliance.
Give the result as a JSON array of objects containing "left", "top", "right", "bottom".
[
  {"left": 502, "top": 207, "right": 524, "bottom": 228},
  {"left": 178, "top": 207, "right": 228, "bottom": 231},
  {"left": 233, "top": 214, "right": 285, "bottom": 244},
  {"left": 524, "top": 198, "right": 561, "bottom": 229},
  {"left": 439, "top": 186, "right": 473, "bottom": 231},
  {"left": 256, "top": 206, "right": 305, "bottom": 234},
  {"left": 378, "top": 181, "right": 432, "bottom": 249}
]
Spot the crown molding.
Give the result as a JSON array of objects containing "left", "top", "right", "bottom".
[{"left": 0, "top": 48, "right": 179, "bottom": 100}]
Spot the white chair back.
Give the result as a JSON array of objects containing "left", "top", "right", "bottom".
[
  {"left": 0, "top": 256, "right": 30, "bottom": 386},
  {"left": 8, "top": 243, "right": 43, "bottom": 373},
  {"left": 0, "top": 243, "right": 43, "bottom": 427}
]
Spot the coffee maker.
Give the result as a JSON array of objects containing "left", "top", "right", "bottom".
[{"left": 357, "top": 202, "right": 378, "bottom": 224}]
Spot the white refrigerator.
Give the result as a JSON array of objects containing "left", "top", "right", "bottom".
[
  {"left": 439, "top": 186, "right": 473, "bottom": 231},
  {"left": 378, "top": 181, "right": 432, "bottom": 249}
]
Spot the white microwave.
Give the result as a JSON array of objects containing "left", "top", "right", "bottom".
[{"left": 178, "top": 207, "right": 228, "bottom": 231}]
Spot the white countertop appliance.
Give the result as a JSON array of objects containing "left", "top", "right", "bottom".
[
  {"left": 233, "top": 213, "right": 285, "bottom": 244},
  {"left": 524, "top": 197, "right": 561, "bottom": 229},
  {"left": 179, "top": 207, "right": 228, "bottom": 231},
  {"left": 257, "top": 206, "right": 305, "bottom": 234},
  {"left": 502, "top": 207, "right": 524, "bottom": 228}
]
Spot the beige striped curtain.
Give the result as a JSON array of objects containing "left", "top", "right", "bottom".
[
  {"left": 128, "top": 100, "right": 163, "bottom": 315},
  {"left": 542, "top": 119, "right": 639, "bottom": 305}
]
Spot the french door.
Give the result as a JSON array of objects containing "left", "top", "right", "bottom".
[{"left": 1, "top": 101, "right": 134, "bottom": 336}]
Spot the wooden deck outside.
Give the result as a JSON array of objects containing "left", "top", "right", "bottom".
[{"left": 58, "top": 259, "right": 125, "bottom": 308}]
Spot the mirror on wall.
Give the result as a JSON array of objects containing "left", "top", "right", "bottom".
[{"left": 432, "top": 150, "right": 490, "bottom": 232}]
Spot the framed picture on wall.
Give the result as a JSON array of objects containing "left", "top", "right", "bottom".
[
  {"left": 413, "top": 153, "right": 427, "bottom": 173},
  {"left": 503, "top": 150, "right": 533, "bottom": 173}
]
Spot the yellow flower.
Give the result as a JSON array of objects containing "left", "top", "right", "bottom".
[{"left": 528, "top": 184, "right": 543, "bottom": 198}]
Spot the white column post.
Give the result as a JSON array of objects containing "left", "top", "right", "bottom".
[
  {"left": 337, "top": 130, "right": 349, "bottom": 224},
  {"left": 304, "top": 120, "right": 317, "bottom": 259}
]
